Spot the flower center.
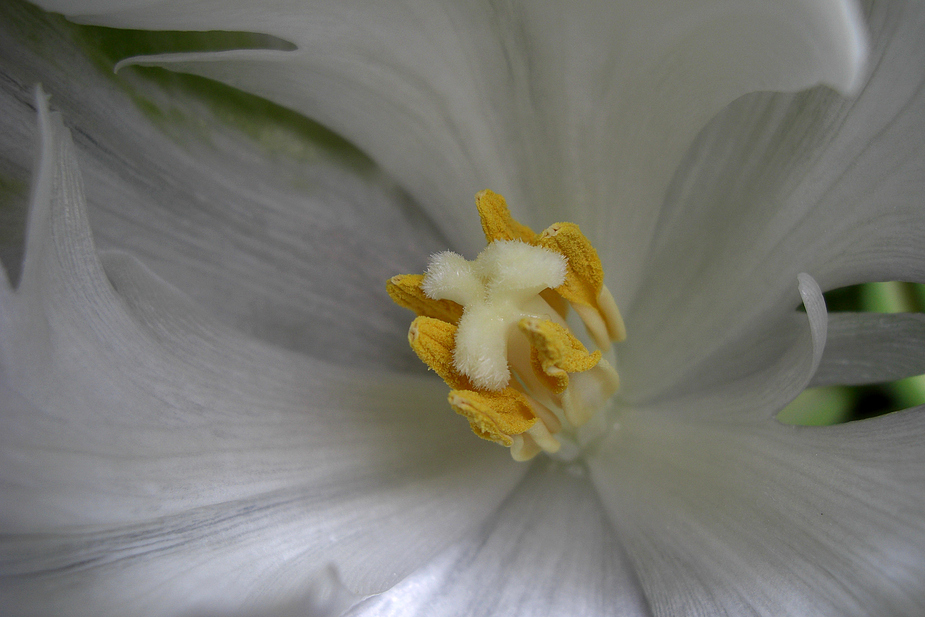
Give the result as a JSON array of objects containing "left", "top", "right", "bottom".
[{"left": 388, "top": 190, "right": 625, "bottom": 461}]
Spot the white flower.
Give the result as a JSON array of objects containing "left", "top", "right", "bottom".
[{"left": 1, "top": 0, "right": 924, "bottom": 615}]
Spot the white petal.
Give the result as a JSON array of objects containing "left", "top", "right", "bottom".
[
  {"left": 0, "top": 89, "right": 526, "bottom": 614},
  {"left": 35, "top": 0, "right": 867, "bottom": 301},
  {"left": 622, "top": 0, "right": 925, "bottom": 403},
  {"left": 589, "top": 408, "right": 925, "bottom": 616},
  {"left": 618, "top": 273, "right": 827, "bottom": 423},
  {"left": 0, "top": 3, "right": 447, "bottom": 367},
  {"left": 346, "top": 464, "right": 648, "bottom": 617},
  {"left": 812, "top": 311, "right": 925, "bottom": 386}
]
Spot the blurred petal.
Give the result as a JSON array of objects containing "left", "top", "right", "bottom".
[
  {"left": 346, "top": 464, "right": 649, "bottom": 617},
  {"left": 0, "top": 1, "right": 448, "bottom": 368},
  {"left": 590, "top": 408, "right": 925, "bottom": 616},
  {"left": 811, "top": 312, "right": 925, "bottom": 386},
  {"left": 623, "top": 0, "right": 925, "bottom": 402},
  {"left": 34, "top": 0, "right": 867, "bottom": 303},
  {"left": 0, "top": 90, "right": 526, "bottom": 613}
]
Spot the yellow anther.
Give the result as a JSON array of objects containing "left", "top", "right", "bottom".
[
  {"left": 447, "top": 389, "right": 537, "bottom": 447},
  {"left": 475, "top": 189, "right": 538, "bottom": 243},
  {"left": 538, "top": 223, "right": 626, "bottom": 347},
  {"left": 518, "top": 317, "right": 601, "bottom": 394},
  {"left": 408, "top": 316, "right": 471, "bottom": 390},
  {"left": 387, "top": 274, "right": 464, "bottom": 324},
  {"left": 538, "top": 223, "right": 603, "bottom": 310}
]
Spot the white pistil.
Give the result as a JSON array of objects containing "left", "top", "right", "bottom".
[{"left": 423, "top": 240, "right": 566, "bottom": 391}]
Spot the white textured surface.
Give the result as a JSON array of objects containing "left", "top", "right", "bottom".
[
  {"left": 0, "top": 93, "right": 526, "bottom": 615},
  {"left": 2, "top": 0, "right": 925, "bottom": 615}
]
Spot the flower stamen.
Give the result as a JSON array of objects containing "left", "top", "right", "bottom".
[
  {"left": 390, "top": 191, "right": 625, "bottom": 460},
  {"left": 537, "top": 222, "right": 627, "bottom": 348},
  {"left": 447, "top": 389, "right": 536, "bottom": 447},
  {"left": 518, "top": 316, "right": 601, "bottom": 394}
]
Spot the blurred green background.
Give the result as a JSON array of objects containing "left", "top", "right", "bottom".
[{"left": 778, "top": 282, "right": 925, "bottom": 425}]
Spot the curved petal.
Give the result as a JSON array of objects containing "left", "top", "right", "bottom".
[
  {"left": 0, "top": 90, "right": 526, "bottom": 613},
  {"left": 34, "top": 0, "right": 867, "bottom": 303},
  {"left": 589, "top": 408, "right": 925, "bottom": 616},
  {"left": 617, "top": 273, "right": 827, "bottom": 424},
  {"left": 623, "top": 0, "right": 925, "bottom": 402},
  {"left": 346, "top": 464, "right": 650, "bottom": 617},
  {"left": 0, "top": 2, "right": 447, "bottom": 367},
  {"left": 811, "top": 311, "right": 925, "bottom": 386}
]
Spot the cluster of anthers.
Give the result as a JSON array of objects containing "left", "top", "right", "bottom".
[{"left": 388, "top": 190, "right": 625, "bottom": 461}]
